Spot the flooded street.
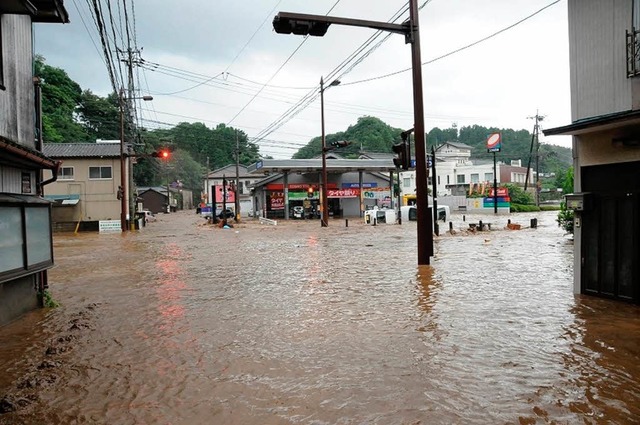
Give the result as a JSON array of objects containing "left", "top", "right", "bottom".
[{"left": 1, "top": 210, "right": 639, "bottom": 424}]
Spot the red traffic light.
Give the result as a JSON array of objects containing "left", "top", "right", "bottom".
[{"left": 151, "top": 149, "right": 171, "bottom": 159}]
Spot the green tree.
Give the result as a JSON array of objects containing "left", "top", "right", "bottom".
[
  {"left": 504, "top": 183, "right": 534, "bottom": 205},
  {"left": 35, "top": 56, "right": 88, "bottom": 142},
  {"left": 293, "top": 116, "right": 405, "bottom": 159}
]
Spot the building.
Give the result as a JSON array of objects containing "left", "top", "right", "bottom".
[
  {"left": 0, "top": 1, "right": 69, "bottom": 326},
  {"left": 42, "top": 142, "right": 130, "bottom": 231},
  {"left": 247, "top": 158, "right": 397, "bottom": 220},
  {"left": 203, "top": 164, "right": 262, "bottom": 217},
  {"left": 544, "top": 0, "right": 640, "bottom": 303}
]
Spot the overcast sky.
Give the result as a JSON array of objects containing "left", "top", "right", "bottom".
[{"left": 34, "top": 0, "right": 571, "bottom": 158}]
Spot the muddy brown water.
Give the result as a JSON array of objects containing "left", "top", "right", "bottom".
[{"left": 1, "top": 210, "right": 639, "bottom": 424}]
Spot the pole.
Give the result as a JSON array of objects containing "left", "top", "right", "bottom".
[
  {"left": 320, "top": 77, "right": 329, "bottom": 227},
  {"left": 409, "top": 0, "right": 433, "bottom": 264},
  {"left": 493, "top": 151, "right": 498, "bottom": 214},
  {"left": 222, "top": 175, "right": 227, "bottom": 226},
  {"left": 535, "top": 115, "right": 540, "bottom": 206},
  {"left": 235, "top": 131, "right": 241, "bottom": 222},
  {"left": 397, "top": 168, "right": 402, "bottom": 224},
  {"left": 431, "top": 146, "right": 439, "bottom": 235},
  {"left": 119, "top": 88, "right": 127, "bottom": 232}
]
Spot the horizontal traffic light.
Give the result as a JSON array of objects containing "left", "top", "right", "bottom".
[{"left": 151, "top": 149, "right": 171, "bottom": 159}]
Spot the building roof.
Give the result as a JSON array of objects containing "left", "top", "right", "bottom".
[
  {"left": 247, "top": 158, "right": 397, "bottom": 175},
  {"left": 1, "top": 0, "right": 69, "bottom": 23},
  {"left": 436, "top": 141, "right": 473, "bottom": 151},
  {"left": 543, "top": 109, "right": 640, "bottom": 136},
  {"left": 43, "top": 143, "right": 121, "bottom": 158},
  {"left": 206, "top": 164, "right": 254, "bottom": 179},
  {"left": 1, "top": 136, "right": 57, "bottom": 170}
]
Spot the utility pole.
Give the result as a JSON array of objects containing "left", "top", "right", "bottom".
[
  {"left": 235, "top": 130, "right": 241, "bottom": 222},
  {"left": 525, "top": 111, "right": 545, "bottom": 205}
]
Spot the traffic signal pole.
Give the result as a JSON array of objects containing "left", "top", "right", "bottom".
[
  {"left": 273, "top": 0, "right": 433, "bottom": 263},
  {"left": 408, "top": 0, "right": 433, "bottom": 264}
]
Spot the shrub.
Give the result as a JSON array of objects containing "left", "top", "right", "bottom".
[
  {"left": 510, "top": 204, "right": 541, "bottom": 213},
  {"left": 557, "top": 202, "right": 574, "bottom": 234}
]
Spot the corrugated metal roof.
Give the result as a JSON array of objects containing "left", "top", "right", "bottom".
[{"left": 43, "top": 143, "right": 121, "bottom": 158}]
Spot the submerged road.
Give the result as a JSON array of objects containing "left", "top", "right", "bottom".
[{"left": 1, "top": 210, "right": 639, "bottom": 424}]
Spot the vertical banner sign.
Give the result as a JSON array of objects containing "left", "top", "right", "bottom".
[{"left": 486, "top": 132, "right": 502, "bottom": 153}]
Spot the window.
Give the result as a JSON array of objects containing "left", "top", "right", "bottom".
[
  {"left": 457, "top": 175, "right": 466, "bottom": 184},
  {"left": 447, "top": 175, "right": 450, "bottom": 185},
  {"left": 0, "top": 203, "right": 53, "bottom": 280},
  {"left": 437, "top": 176, "right": 440, "bottom": 185},
  {"left": 485, "top": 172, "right": 493, "bottom": 181},
  {"left": 89, "top": 166, "right": 112, "bottom": 180},
  {"left": 59, "top": 167, "right": 74, "bottom": 180},
  {"left": 403, "top": 178, "right": 411, "bottom": 188},
  {"left": 471, "top": 173, "right": 480, "bottom": 183}
]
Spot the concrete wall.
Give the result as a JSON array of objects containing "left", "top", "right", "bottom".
[{"left": 0, "top": 275, "right": 40, "bottom": 326}]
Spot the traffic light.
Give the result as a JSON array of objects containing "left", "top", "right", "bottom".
[
  {"left": 151, "top": 149, "right": 170, "bottom": 160},
  {"left": 307, "top": 186, "right": 314, "bottom": 198},
  {"left": 392, "top": 142, "right": 410, "bottom": 170}
]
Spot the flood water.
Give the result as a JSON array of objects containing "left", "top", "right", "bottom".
[{"left": 1, "top": 210, "right": 639, "bottom": 424}]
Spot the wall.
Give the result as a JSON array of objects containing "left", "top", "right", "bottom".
[
  {"left": 43, "top": 158, "right": 121, "bottom": 221},
  {"left": 578, "top": 130, "right": 640, "bottom": 166},
  {"left": 569, "top": 0, "right": 633, "bottom": 121},
  {"left": 0, "top": 275, "right": 39, "bottom": 327},
  {"left": 0, "top": 15, "right": 35, "bottom": 147}
]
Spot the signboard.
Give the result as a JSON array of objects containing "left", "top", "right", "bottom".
[
  {"left": 289, "top": 191, "right": 316, "bottom": 200},
  {"left": 341, "top": 182, "right": 377, "bottom": 189},
  {"left": 214, "top": 185, "right": 235, "bottom": 203},
  {"left": 363, "top": 188, "right": 391, "bottom": 200},
  {"left": 99, "top": 220, "right": 121, "bottom": 233},
  {"left": 488, "top": 187, "right": 509, "bottom": 197},
  {"left": 270, "top": 193, "right": 284, "bottom": 210},
  {"left": 486, "top": 133, "right": 502, "bottom": 153},
  {"left": 327, "top": 188, "right": 359, "bottom": 198}
]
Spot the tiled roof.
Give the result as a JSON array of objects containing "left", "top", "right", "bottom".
[{"left": 43, "top": 143, "right": 121, "bottom": 158}]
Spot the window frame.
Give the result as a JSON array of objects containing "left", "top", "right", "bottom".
[
  {"left": 0, "top": 201, "right": 53, "bottom": 284},
  {"left": 88, "top": 165, "right": 113, "bottom": 180},
  {"left": 58, "top": 166, "right": 75, "bottom": 181}
]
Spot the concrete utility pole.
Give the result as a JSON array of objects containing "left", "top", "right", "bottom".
[{"left": 525, "top": 111, "right": 545, "bottom": 205}]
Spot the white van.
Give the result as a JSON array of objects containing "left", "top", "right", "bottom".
[
  {"left": 364, "top": 208, "right": 396, "bottom": 225},
  {"left": 400, "top": 205, "right": 450, "bottom": 223}
]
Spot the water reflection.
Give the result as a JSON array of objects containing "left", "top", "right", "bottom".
[{"left": 0, "top": 211, "right": 638, "bottom": 424}]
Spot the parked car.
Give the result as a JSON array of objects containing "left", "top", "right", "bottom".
[
  {"left": 217, "top": 208, "right": 235, "bottom": 219},
  {"left": 142, "top": 210, "right": 156, "bottom": 223}
]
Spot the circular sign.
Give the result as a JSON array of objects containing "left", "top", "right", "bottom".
[{"left": 487, "top": 133, "right": 501, "bottom": 148}]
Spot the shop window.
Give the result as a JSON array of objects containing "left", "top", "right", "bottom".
[{"left": 89, "top": 166, "right": 112, "bottom": 180}]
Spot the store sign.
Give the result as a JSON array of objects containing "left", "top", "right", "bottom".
[
  {"left": 270, "top": 193, "right": 284, "bottom": 209},
  {"left": 214, "top": 185, "right": 235, "bottom": 203},
  {"left": 342, "top": 182, "right": 377, "bottom": 189},
  {"left": 327, "top": 188, "right": 359, "bottom": 198},
  {"left": 363, "top": 188, "right": 391, "bottom": 199}
]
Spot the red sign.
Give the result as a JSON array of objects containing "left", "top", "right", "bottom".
[
  {"left": 327, "top": 188, "right": 359, "bottom": 198},
  {"left": 270, "top": 193, "right": 284, "bottom": 210},
  {"left": 488, "top": 187, "right": 508, "bottom": 197}
]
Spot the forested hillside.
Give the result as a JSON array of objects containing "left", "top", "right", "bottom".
[{"left": 36, "top": 57, "right": 572, "bottom": 191}]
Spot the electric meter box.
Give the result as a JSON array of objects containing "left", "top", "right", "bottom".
[{"left": 564, "top": 193, "right": 591, "bottom": 211}]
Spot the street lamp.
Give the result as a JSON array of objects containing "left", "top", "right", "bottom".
[
  {"left": 119, "top": 89, "right": 153, "bottom": 232},
  {"left": 273, "top": 0, "right": 433, "bottom": 264},
  {"left": 320, "top": 76, "right": 340, "bottom": 227}
]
